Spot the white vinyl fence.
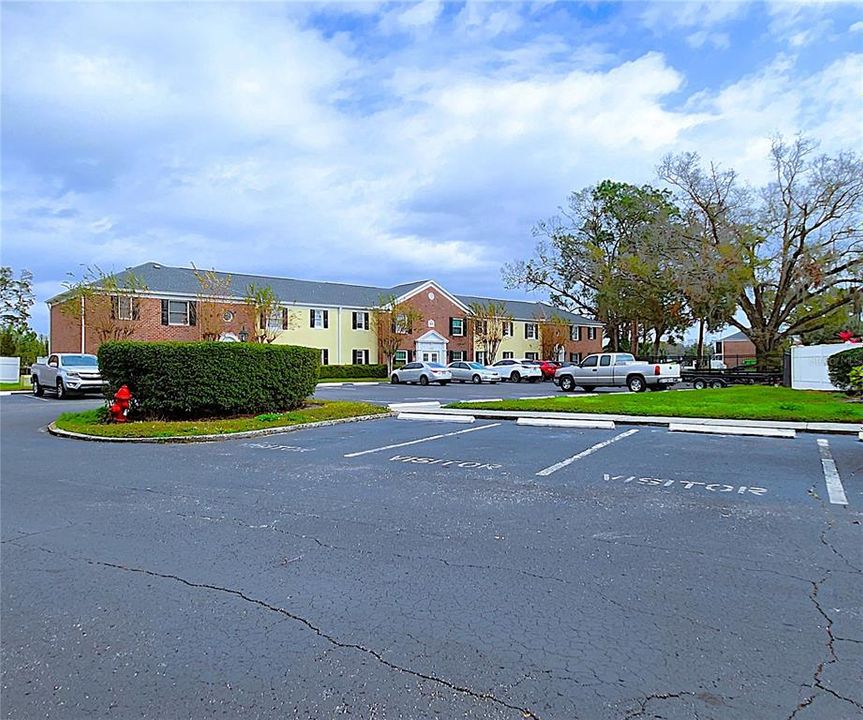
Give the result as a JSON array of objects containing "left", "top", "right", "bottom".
[
  {"left": 791, "top": 343, "right": 856, "bottom": 391},
  {"left": 0, "top": 356, "right": 21, "bottom": 383}
]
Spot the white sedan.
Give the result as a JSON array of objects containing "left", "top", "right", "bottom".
[
  {"left": 488, "top": 359, "right": 543, "bottom": 383},
  {"left": 447, "top": 361, "right": 500, "bottom": 384},
  {"left": 391, "top": 362, "right": 452, "bottom": 386}
]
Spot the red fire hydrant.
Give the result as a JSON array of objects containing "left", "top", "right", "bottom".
[{"left": 109, "top": 385, "right": 133, "bottom": 423}]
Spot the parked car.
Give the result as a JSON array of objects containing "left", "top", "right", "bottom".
[
  {"left": 518, "top": 359, "right": 559, "bottom": 380},
  {"left": 391, "top": 362, "right": 452, "bottom": 386},
  {"left": 31, "top": 353, "right": 105, "bottom": 398},
  {"left": 447, "top": 361, "right": 500, "bottom": 384},
  {"left": 488, "top": 359, "right": 543, "bottom": 383},
  {"left": 554, "top": 353, "right": 681, "bottom": 393}
]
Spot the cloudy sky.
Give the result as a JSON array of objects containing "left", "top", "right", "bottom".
[{"left": 2, "top": 1, "right": 861, "bottom": 335}]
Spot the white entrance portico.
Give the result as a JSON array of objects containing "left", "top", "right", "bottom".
[{"left": 415, "top": 330, "right": 448, "bottom": 364}]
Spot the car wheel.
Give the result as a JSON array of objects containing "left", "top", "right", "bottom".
[
  {"left": 627, "top": 375, "right": 646, "bottom": 393},
  {"left": 710, "top": 380, "right": 725, "bottom": 389},
  {"left": 391, "top": 374, "right": 399, "bottom": 384},
  {"left": 32, "top": 377, "right": 44, "bottom": 396},
  {"left": 56, "top": 379, "right": 67, "bottom": 399},
  {"left": 693, "top": 378, "right": 707, "bottom": 390},
  {"left": 559, "top": 375, "right": 575, "bottom": 392},
  {"left": 472, "top": 374, "right": 481, "bottom": 384},
  {"left": 512, "top": 371, "right": 521, "bottom": 383},
  {"left": 419, "top": 375, "right": 429, "bottom": 386}
]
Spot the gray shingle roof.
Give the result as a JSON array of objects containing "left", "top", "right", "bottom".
[
  {"left": 721, "top": 330, "right": 750, "bottom": 342},
  {"left": 48, "top": 262, "right": 601, "bottom": 325}
]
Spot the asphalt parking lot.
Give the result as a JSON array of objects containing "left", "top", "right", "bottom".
[{"left": 2, "top": 393, "right": 861, "bottom": 719}]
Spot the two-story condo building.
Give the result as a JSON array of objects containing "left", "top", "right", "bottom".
[{"left": 48, "top": 262, "right": 604, "bottom": 364}]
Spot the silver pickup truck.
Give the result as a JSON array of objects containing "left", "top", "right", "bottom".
[
  {"left": 554, "top": 353, "right": 681, "bottom": 393},
  {"left": 31, "top": 353, "right": 105, "bottom": 398}
]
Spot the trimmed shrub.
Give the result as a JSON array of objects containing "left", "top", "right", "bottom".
[
  {"left": 827, "top": 347, "right": 863, "bottom": 391},
  {"left": 98, "top": 341, "right": 319, "bottom": 420},
  {"left": 318, "top": 363, "right": 387, "bottom": 379}
]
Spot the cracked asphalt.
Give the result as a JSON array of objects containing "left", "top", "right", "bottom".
[{"left": 2, "top": 391, "right": 861, "bottom": 719}]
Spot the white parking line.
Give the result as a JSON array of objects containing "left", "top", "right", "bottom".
[
  {"left": 344, "top": 422, "right": 502, "bottom": 458},
  {"left": 536, "top": 429, "right": 640, "bottom": 476},
  {"left": 817, "top": 439, "right": 848, "bottom": 505}
]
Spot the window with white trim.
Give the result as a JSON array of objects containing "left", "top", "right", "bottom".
[
  {"left": 588, "top": 327, "right": 598, "bottom": 340},
  {"left": 267, "top": 310, "right": 284, "bottom": 331},
  {"left": 114, "top": 296, "right": 135, "bottom": 321},
  {"left": 524, "top": 323, "right": 538, "bottom": 340},
  {"left": 395, "top": 313, "right": 410, "bottom": 334},
  {"left": 525, "top": 352, "right": 538, "bottom": 360},
  {"left": 310, "top": 309, "right": 329, "bottom": 329},
  {"left": 475, "top": 351, "right": 487, "bottom": 365},
  {"left": 352, "top": 311, "right": 369, "bottom": 330},
  {"left": 502, "top": 351, "right": 513, "bottom": 359},
  {"left": 569, "top": 352, "right": 581, "bottom": 363},
  {"left": 450, "top": 318, "right": 464, "bottom": 336},
  {"left": 394, "top": 350, "right": 407, "bottom": 366},
  {"left": 502, "top": 321, "right": 513, "bottom": 337},
  {"left": 320, "top": 349, "right": 329, "bottom": 365},
  {"left": 352, "top": 349, "right": 369, "bottom": 365},
  {"left": 570, "top": 325, "right": 582, "bottom": 342},
  {"left": 449, "top": 350, "right": 466, "bottom": 362},
  {"left": 168, "top": 300, "right": 190, "bottom": 326}
]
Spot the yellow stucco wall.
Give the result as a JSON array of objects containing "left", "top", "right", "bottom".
[{"left": 270, "top": 306, "right": 379, "bottom": 364}]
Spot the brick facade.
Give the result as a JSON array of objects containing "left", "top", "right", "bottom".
[
  {"left": 49, "top": 297, "right": 255, "bottom": 353},
  {"left": 398, "top": 289, "right": 474, "bottom": 361}
]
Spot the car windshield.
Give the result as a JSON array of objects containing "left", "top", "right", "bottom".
[
  {"left": 467, "top": 363, "right": 486, "bottom": 369},
  {"left": 62, "top": 355, "right": 98, "bottom": 367},
  {"left": 427, "top": 362, "right": 446, "bottom": 369}
]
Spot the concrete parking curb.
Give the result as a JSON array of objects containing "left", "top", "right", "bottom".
[
  {"left": 437, "top": 408, "right": 859, "bottom": 435},
  {"left": 316, "top": 381, "right": 385, "bottom": 387},
  {"left": 46, "top": 412, "right": 394, "bottom": 444},
  {"left": 669, "top": 423, "right": 796, "bottom": 439},
  {"left": 0, "top": 390, "right": 32, "bottom": 396}
]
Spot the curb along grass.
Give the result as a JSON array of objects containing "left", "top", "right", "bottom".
[
  {"left": 50, "top": 401, "right": 391, "bottom": 443},
  {"left": 448, "top": 386, "right": 862, "bottom": 425}
]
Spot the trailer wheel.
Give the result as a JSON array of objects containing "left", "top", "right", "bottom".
[
  {"left": 692, "top": 378, "right": 707, "bottom": 390},
  {"left": 710, "top": 380, "right": 725, "bottom": 389}
]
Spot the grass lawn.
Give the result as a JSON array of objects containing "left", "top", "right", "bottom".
[
  {"left": 1, "top": 377, "right": 32, "bottom": 391},
  {"left": 448, "top": 386, "right": 863, "bottom": 424},
  {"left": 53, "top": 400, "right": 389, "bottom": 438}
]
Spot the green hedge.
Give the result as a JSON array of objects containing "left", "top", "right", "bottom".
[
  {"left": 828, "top": 347, "right": 863, "bottom": 391},
  {"left": 318, "top": 363, "right": 387, "bottom": 379},
  {"left": 98, "top": 341, "right": 319, "bottom": 420}
]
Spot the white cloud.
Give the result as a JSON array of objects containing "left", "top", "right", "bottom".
[
  {"left": 686, "top": 30, "right": 731, "bottom": 49},
  {"left": 3, "top": 2, "right": 861, "bottom": 333}
]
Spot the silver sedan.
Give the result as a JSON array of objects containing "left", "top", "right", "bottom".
[
  {"left": 391, "top": 362, "right": 452, "bottom": 386},
  {"left": 446, "top": 361, "right": 500, "bottom": 384}
]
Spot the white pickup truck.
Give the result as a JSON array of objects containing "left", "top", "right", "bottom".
[
  {"left": 31, "top": 353, "right": 106, "bottom": 398},
  {"left": 554, "top": 353, "right": 680, "bottom": 393}
]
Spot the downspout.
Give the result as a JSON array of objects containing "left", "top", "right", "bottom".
[
  {"left": 80, "top": 296, "right": 86, "bottom": 353},
  {"left": 337, "top": 306, "right": 342, "bottom": 364}
]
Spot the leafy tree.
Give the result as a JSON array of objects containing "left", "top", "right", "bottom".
[
  {"left": 243, "top": 284, "right": 291, "bottom": 343},
  {"left": 60, "top": 266, "right": 148, "bottom": 346},
  {"left": 192, "top": 265, "right": 234, "bottom": 341},
  {"left": 537, "top": 314, "right": 569, "bottom": 360},
  {"left": 0, "top": 327, "right": 47, "bottom": 366},
  {"left": 660, "top": 136, "right": 863, "bottom": 368},
  {"left": 504, "top": 180, "right": 688, "bottom": 354},
  {"left": 0, "top": 267, "right": 35, "bottom": 333},
  {"left": 468, "top": 300, "right": 512, "bottom": 364},
  {"left": 372, "top": 295, "right": 424, "bottom": 372}
]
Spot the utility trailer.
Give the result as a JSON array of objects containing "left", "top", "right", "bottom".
[{"left": 681, "top": 367, "right": 783, "bottom": 389}]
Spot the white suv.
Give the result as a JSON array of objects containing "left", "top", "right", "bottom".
[{"left": 488, "top": 359, "right": 543, "bottom": 383}]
